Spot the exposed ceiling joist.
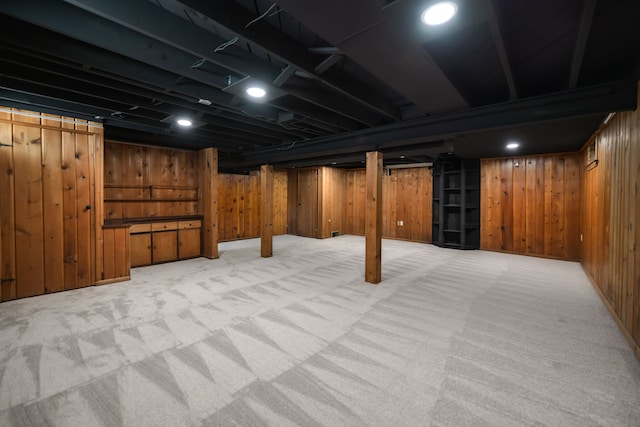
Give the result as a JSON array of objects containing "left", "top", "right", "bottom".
[
  {"left": 178, "top": 0, "right": 401, "bottom": 121},
  {"left": 569, "top": 0, "right": 598, "bottom": 89},
  {"left": 221, "top": 81, "right": 638, "bottom": 168},
  {"left": 487, "top": 0, "right": 518, "bottom": 100},
  {"left": 273, "top": 0, "right": 470, "bottom": 114}
]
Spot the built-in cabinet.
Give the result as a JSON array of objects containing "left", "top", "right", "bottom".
[
  {"left": 432, "top": 158, "right": 480, "bottom": 249},
  {"left": 129, "top": 219, "right": 201, "bottom": 267}
]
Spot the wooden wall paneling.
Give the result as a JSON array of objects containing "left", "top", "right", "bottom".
[
  {"left": 410, "top": 168, "right": 429, "bottom": 242},
  {"left": 353, "top": 170, "right": 366, "bottom": 235},
  {"left": 345, "top": 170, "right": 364, "bottom": 235},
  {"left": 524, "top": 157, "right": 538, "bottom": 254},
  {"left": 62, "top": 124, "right": 78, "bottom": 290},
  {"left": 13, "top": 114, "right": 46, "bottom": 298},
  {"left": 511, "top": 158, "right": 527, "bottom": 253},
  {"left": 199, "top": 147, "right": 218, "bottom": 259},
  {"left": 633, "top": 110, "right": 640, "bottom": 346},
  {"left": 563, "top": 155, "right": 580, "bottom": 260},
  {"left": 480, "top": 160, "right": 502, "bottom": 250},
  {"left": 365, "top": 152, "right": 382, "bottom": 284},
  {"left": 533, "top": 156, "right": 546, "bottom": 255},
  {"left": 93, "top": 130, "right": 106, "bottom": 286},
  {"left": 543, "top": 157, "right": 554, "bottom": 256},
  {"left": 261, "top": 165, "right": 274, "bottom": 257},
  {"left": 287, "top": 170, "right": 298, "bottom": 235},
  {"left": 0, "top": 110, "right": 16, "bottom": 300},
  {"left": 41, "top": 119, "right": 65, "bottom": 293},
  {"left": 273, "top": 170, "right": 288, "bottom": 235},
  {"left": 551, "top": 156, "right": 565, "bottom": 258},
  {"left": 319, "top": 167, "right": 328, "bottom": 238},
  {"left": 383, "top": 172, "right": 397, "bottom": 239},
  {"left": 294, "top": 169, "right": 318, "bottom": 238},
  {"left": 580, "top": 96, "right": 640, "bottom": 360},
  {"left": 396, "top": 170, "right": 412, "bottom": 241},
  {"left": 318, "top": 167, "right": 346, "bottom": 238},
  {"left": 75, "top": 125, "right": 92, "bottom": 287},
  {"left": 500, "top": 159, "right": 513, "bottom": 252}
]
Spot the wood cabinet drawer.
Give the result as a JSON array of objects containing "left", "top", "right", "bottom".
[
  {"left": 130, "top": 223, "right": 152, "bottom": 234},
  {"left": 151, "top": 221, "right": 178, "bottom": 231},
  {"left": 178, "top": 219, "right": 201, "bottom": 229}
]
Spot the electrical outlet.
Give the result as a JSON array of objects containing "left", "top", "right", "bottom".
[{"left": 397, "top": 220, "right": 404, "bottom": 226}]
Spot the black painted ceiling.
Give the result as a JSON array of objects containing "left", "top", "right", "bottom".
[{"left": 1, "top": 0, "right": 639, "bottom": 172}]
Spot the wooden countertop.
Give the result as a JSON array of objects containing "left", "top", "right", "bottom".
[{"left": 103, "top": 215, "right": 203, "bottom": 229}]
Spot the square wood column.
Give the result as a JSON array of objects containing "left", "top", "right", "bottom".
[
  {"left": 365, "top": 151, "right": 382, "bottom": 283},
  {"left": 199, "top": 147, "right": 219, "bottom": 259},
  {"left": 261, "top": 165, "right": 274, "bottom": 257}
]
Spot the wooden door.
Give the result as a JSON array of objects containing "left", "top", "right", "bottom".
[
  {"left": 178, "top": 228, "right": 201, "bottom": 259},
  {"left": 152, "top": 231, "right": 178, "bottom": 263},
  {"left": 130, "top": 233, "right": 152, "bottom": 267},
  {"left": 0, "top": 111, "right": 97, "bottom": 300}
]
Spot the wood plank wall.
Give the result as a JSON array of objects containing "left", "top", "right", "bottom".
[
  {"left": 0, "top": 108, "right": 103, "bottom": 300},
  {"left": 480, "top": 154, "right": 581, "bottom": 260},
  {"left": 344, "top": 167, "right": 432, "bottom": 242},
  {"left": 318, "top": 167, "right": 346, "bottom": 238},
  {"left": 581, "top": 104, "right": 640, "bottom": 358},
  {"left": 103, "top": 141, "right": 199, "bottom": 219},
  {"left": 219, "top": 173, "right": 260, "bottom": 241},
  {"left": 287, "top": 168, "right": 319, "bottom": 238},
  {"left": 218, "top": 170, "right": 287, "bottom": 241}
]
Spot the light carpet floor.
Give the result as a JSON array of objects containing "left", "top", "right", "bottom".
[{"left": 0, "top": 235, "right": 639, "bottom": 426}]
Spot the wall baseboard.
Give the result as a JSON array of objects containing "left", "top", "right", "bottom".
[{"left": 582, "top": 266, "right": 640, "bottom": 363}]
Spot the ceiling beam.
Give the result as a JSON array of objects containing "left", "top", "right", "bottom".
[
  {"left": 487, "top": 0, "right": 518, "bottom": 100},
  {"left": 56, "top": 0, "right": 379, "bottom": 126},
  {"left": 272, "top": 66, "right": 296, "bottom": 87},
  {"left": 0, "top": 48, "right": 322, "bottom": 142},
  {"left": 273, "top": 0, "right": 469, "bottom": 115},
  {"left": 314, "top": 55, "right": 343, "bottom": 75},
  {"left": 177, "top": 0, "right": 400, "bottom": 121},
  {"left": 569, "top": 0, "right": 598, "bottom": 89},
  {"left": 220, "top": 81, "right": 638, "bottom": 168},
  {"left": 0, "top": 14, "right": 287, "bottom": 124}
]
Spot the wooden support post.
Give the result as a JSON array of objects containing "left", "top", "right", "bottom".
[
  {"left": 261, "top": 165, "right": 274, "bottom": 257},
  {"left": 199, "top": 148, "right": 219, "bottom": 259},
  {"left": 365, "top": 151, "right": 382, "bottom": 284}
]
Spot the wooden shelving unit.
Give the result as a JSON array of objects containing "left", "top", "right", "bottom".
[{"left": 432, "top": 157, "right": 480, "bottom": 249}]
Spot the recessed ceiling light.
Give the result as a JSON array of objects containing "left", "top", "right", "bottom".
[
  {"left": 176, "top": 118, "right": 192, "bottom": 127},
  {"left": 246, "top": 87, "right": 266, "bottom": 98},
  {"left": 506, "top": 142, "right": 520, "bottom": 149},
  {"left": 421, "top": 2, "right": 458, "bottom": 26}
]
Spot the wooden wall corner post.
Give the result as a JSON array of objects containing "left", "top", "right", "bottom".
[
  {"left": 199, "top": 147, "right": 219, "bottom": 259},
  {"left": 261, "top": 164, "right": 274, "bottom": 258},
  {"left": 366, "top": 151, "right": 383, "bottom": 284}
]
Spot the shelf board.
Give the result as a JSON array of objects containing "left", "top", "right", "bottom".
[
  {"left": 444, "top": 187, "right": 461, "bottom": 191},
  {"left": 105, "top": 198, "right": 199, "bottom": 203},
  {"left": 444, "top": 204, "right": 461, "bottom": 207},
  {"left": 443, "top": 229, "right": 461, "bottom": 233}
]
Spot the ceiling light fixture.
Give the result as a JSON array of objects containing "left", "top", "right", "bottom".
[
  {"left": 506, "top": 142, "right": 520, "bottom": 149},
  {"left": 246, "top": 87, "right": 266, "bottom": 98},
  {"left": 421, "top": 1, "right": 458, "bottom": 26},
  {"left": 176, "top": 118, "right": 192, "bottom": 127}
]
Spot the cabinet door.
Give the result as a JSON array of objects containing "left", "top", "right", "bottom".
[
  {"left": 178, "top": 228, "right": 201, "bottom": 259},
  {"left": 152, "top": 231, "right": 178, "bottom": 263},
  {"left": 131, "top": 233, "right": 152, "bottom": 267}
]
